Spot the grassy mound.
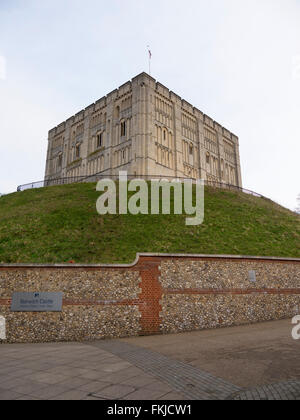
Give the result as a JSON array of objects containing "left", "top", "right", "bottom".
[{"left": 0, "top": 182, "right": 299, "bottom": 263}]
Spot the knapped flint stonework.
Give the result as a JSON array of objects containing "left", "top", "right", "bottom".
[
  {"left": 0, "top": 268, "right": 142, "bottom": 343},
  {"left": 161, "top": 294, "right": 300, "bottom": 334},
  {"left": 0, "top": 255, "right": 299, "bottom": 344},
  {"left": 160, "top": 260, "right": 300, "bottom": 290},
  {"left": 0, "top": 305, "right": 140, "bottom": 343},
  {"left": 0, "top": 269, "right": 141, "bottom": 301}
]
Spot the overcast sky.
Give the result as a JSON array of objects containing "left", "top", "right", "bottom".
[{"left": 0, "top": 0, "right": 299, "bottom": 210}]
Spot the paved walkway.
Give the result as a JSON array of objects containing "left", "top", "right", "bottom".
[
  {"left": 0, "top": 342, "right": 185, "bottom": 400},
  {"left": 0, "top": 319, "right": 299, "bottom": 400}
]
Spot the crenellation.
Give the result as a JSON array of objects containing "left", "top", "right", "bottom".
[
  {"left": 118, "top": 81, "right": 132, "bottom": 97},
  {"left": 156, "top": 82, "right": 170, "bottom": 97},
  {"left": 66, "top": 116, "right": 74, "bottom": 126},
  {"left": 74, "top": 111, "right": 84, "bottom": 122},
  {"left": 48, "top": 128, "right": 56, "bottom": 138},
  {"left": 222, "top": 128, "right": 231, "bottom": 139},
  {"left": 106, "top": 89, "right": 119, "bottom": 103},
  {"left": 193, "top": 107, "right": 204, "bottom": 121},
  {"left": 56, "top": 122, "right": 65, "bottom": 132},
  {"left": 204, "top": 114, "right": 214, "bottom": 129},
  {"left": 45, "top": 73, "right": 242, "bottom": 186},
  {"left": 231, "top": 133, "right": 239, "bottom": 144},
  {"left": 169, "top": 91, "right": 181, "bottom": 103},
  {"left": 85, "top": 103, "right": 95, "bottom": 114},
  {"left": 181, "top": 100, "right": 194, "bottom": 114},
  {"left": 214, "top": 123, "right": 223, "bottom": 136}
]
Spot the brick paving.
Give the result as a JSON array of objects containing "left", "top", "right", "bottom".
[
  {"left": 229, "top": 381, "right": 300, "bottom": 400},
  {"left": 91, "top": 340, "right": 241, "bottom": 400}
]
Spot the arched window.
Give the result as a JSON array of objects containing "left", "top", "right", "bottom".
[
  {"left": 158, "top": 127, "right": 162, "bottom": 143},
  {"left": 206, "top": 153, "right": 210, "bottom": 164}
]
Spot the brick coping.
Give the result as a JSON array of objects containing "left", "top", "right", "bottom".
[{"left": 0, "top": 253, "right": 299, "bottom": 269}]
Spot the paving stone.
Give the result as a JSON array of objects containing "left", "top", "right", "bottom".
[
  {"left": 99, "top": 368, "right": 144, "bottom": 384},
  {"left": 44, "top": 366, "right": 92, "bottom": 377},
  {"left": 78, "top": 381, "right": 113, "bottom": 393},
  {"left": 92, "top": 384, "right": 136, "bottom": 399},
  {"left": 122, "top": 388, "right": 169, "bottom": 400},
  {"left": 97, "top": 361, "right": 132, "bottom": 373},
  {"left": 0, "top": 389, "right": 25, "bottom": 400},
  {"left": 158, "top": 391, "right": 191, "bottom": 400},
  {"left": 50, "top": 390, "right": 88, "bottom": 400},
  {"left": 0, "top": 377, "right": 31, "bottom": 391},
  {"left": 13, "top": 381, "right": 50, "bottom": 395},
  {"left": 26, "top": 372, "right": 69, "bottom": 385},
  {"left": 28, "top": 384, "right": 73, "bottom": 399},
  {"left": 120, "top": 374, "right": 157, "bottom": 388},
  {"left": 79, "top": 370, "right": 107, "bottom": 381},
  {"left": 57, "top": 377, "right": 92, "bottom": 389},
  {"left": 144, "top": 380, "right": 173, "bottom": 393}
]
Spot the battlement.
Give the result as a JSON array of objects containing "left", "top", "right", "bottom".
[{"left": 48, "top": 72, "right": 238, "bottom": 143}]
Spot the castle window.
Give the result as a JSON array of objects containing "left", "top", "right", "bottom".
[
  {"left": 189, "top": 145, "right": 194, "bottom": 166},
  {"left": 121, "top": 121, "right": 126, "bottom": 137},
  {"left": 58, "top": 154, "right": 63, "bottom": 168},
  {"left": 163, "top": 130, "right": 166, "bottom": 141},
  {"left": 206, "top": 153, "right": 210, "bottom": 164},
  {"left": 115, "top": 106, "right": 120, "bottom": 120},
  {"left": 75, "top": 144, "right": 81, "bottom": 158},
  {"left": 97, "top": 133, "right": 103, "bottom": 148}
]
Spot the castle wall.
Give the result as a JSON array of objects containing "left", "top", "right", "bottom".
[
  {"left": 0, "top": 255, "right": 299, "bottom": 344},
  {"left": 45, "top": 73, "right": 242, "bottom": 187}
]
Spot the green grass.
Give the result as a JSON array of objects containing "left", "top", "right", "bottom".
[{"left": 0, "top": 182, "right": 299, "bottom": 264}]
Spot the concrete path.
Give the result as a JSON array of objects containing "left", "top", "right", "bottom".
[{"left": 0, "top": 319, "right": 299, "bottom": 400}]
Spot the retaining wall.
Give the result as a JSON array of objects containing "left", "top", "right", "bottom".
[{"left": 0, "top": 254, "right": 299, "bottom": 343}]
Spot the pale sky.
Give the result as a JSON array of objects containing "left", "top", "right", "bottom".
[{"left": 0, "top": 0, "right": 299, "bottom": 210}]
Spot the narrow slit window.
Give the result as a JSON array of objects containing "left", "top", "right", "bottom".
[
  {"left": 121, "top": 121, "right": 126, "bottom": 137},
  {"left": 97, "top": 133, "right": 103, "bottom": 148}
]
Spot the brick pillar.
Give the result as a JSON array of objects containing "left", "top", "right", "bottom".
[{"left": 138, "top": 262, "right": 162, "bottom": 335}]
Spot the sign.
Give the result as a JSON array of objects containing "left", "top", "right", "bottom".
[
  {"left": 0, "top": 316, "right": 5, "bottom": 340},
  {"left": 11, "top": 292, "right": 63, "bottom": 312},
  {"left": 248, "top": 270, "right": 257, "bottom": 283}
]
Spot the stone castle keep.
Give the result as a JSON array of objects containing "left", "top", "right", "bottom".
[{"left": 45, "top": 73, "right": 242, "bottom": 186}]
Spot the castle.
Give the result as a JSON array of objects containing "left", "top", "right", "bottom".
[{"left": 45, "top": 73, "right": 242, "bottom": 187}]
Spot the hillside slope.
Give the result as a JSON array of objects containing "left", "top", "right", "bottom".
[{"left": 0, "top": 182, "right": 299, "bottom": 263}]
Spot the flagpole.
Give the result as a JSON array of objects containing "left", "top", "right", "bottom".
[{"left": 147, "top": 45, "right": 151, "bottom": 76}]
